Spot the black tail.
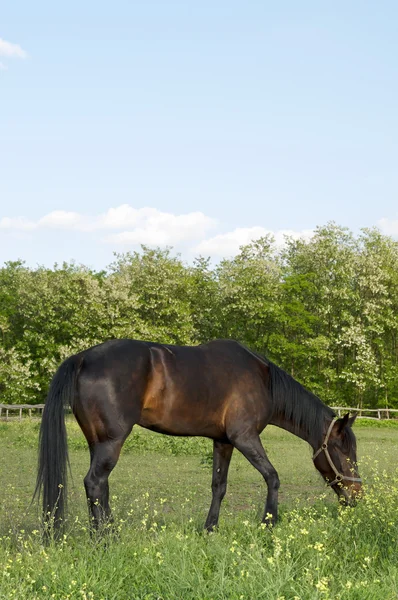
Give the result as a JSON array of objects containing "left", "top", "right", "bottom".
[{"left": 35, "top": 355, "right": 81, "bottom": 526}]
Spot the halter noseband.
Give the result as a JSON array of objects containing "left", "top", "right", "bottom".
[{"left": 313, "top": 418, "right": 362, "bottom": 487}]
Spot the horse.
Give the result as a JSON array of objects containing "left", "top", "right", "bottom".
[{"left": 35, "top": 339, "right": 361, "bottom": 530}]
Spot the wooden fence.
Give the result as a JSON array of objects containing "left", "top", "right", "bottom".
[
  {"left": 1, "top": 403, "right": 398, "bottom": 422},
  {"left": 0, "top": 404, "right": 45, "bottom": 421},
  {"left": 331, "top": 407, "right": 398, "bottom": 420}
]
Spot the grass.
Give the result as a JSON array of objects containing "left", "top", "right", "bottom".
[{"left": 0, "top": 420, "right": 398, "bottom": 599}]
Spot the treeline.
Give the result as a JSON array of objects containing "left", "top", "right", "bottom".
[{"left": 1, "top": 222, "right": 398, "bottom": 408}]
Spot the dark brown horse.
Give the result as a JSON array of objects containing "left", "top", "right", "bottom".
[{"left": 36, "top": 339, "right": 361, "bottom": 530}]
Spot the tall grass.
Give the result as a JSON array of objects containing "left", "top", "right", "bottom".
[{"left": 0, "top": 421, "right": 397, "bottom": 599}]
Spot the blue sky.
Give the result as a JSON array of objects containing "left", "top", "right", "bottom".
[{"left": 1, "top": 1, "right": 398, "bottom": 269}]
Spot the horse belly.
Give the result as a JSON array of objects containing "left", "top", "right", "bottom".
[
  {"left": 138, "top": 405, "right": 225, "bottom": 438},
  {"left": 138, "top": 389, "right": 227, "bottom": 438}
]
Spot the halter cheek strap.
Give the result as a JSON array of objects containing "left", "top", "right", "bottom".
[{"left": 313, "top": 418, "right": 362, "bottom": 487}]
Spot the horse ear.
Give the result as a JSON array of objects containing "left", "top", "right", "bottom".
[
  {"left": 348, "top": 414, "right": 357, "bottom": 427},
  {"left": 336, "top": 412, "right": 356, "bottom": 434},
  {"left": 336, "top": 413, "right": 350, "bottom": 434}
]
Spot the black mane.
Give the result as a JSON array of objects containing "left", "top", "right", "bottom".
[
  {"left": 242, "top": 344, "right": 335, "bottom": 440},
  {"left": 267, "top": 359, "right": 335, "bottom": 436}
]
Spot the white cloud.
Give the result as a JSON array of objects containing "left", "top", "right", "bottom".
[
  {"left": 0, "top": 61, "right": 7, "bottom": 71},
  {"left": 87, "top": 205, "right": 216, "bottom": 234},
  {"left": 193, "top": 227, "right": 313, "bottom": 257},
  {"left": 0, "top": 205, "right": 316, "bottom": 260},
  {"left": 378, "top": 217, "right": 398, "bottom": 236},
  {"left": 38, "top": 210, "right": 83, "bottom": 229},
  {"left": 0, "top": 37, "right": 27, "bottom": 59},
  {"left": 0, "top": 205, "right": 217, "bottom": 246},
  {"left": 104, "top": 208, "right": 216, "bottom": 245},
  {"left": 92, "top": 205, "right": 145, "bottom": 230},
  {"left": 194, "top": 227, "right": 269, "bottom": 256}
]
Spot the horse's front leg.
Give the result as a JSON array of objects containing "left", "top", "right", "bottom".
[{"left": 231, "top": 432, "right": 280, "bottom": 526}]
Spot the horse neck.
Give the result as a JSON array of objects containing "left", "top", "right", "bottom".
[
  {"left": 269, "top": 406, "right": 332, "bottom": 452},
  {"left": 258, "top": 355, "right": 335, "bottom": 451}
]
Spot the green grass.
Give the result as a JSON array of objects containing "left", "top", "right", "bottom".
[{"left": 1, "top": 421, "right": 398, "bottom": 599}]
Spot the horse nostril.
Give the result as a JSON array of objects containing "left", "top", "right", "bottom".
[{"left": 348, "top": 483, "right": 363, "bottom": 502}]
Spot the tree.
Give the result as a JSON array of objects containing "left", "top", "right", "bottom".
[
  {"left": 217, "top": 236, "right": 282, "bottom": 353},
  {"left": 108, "top": 247, "right": 195, "bottom": 344}
]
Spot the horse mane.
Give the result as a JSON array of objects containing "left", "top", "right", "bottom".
[
  {"left": 267, "top": 359, "right": 335, "bottom": 437},
  {"left": 240, "top": 344, "right": 335, "bottom": 441}
]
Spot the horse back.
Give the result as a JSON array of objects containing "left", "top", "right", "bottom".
[{"left": 74, "top": 339, "right": 271, "bottom": 443}]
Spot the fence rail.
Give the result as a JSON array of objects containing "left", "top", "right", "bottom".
[
  {"left": 0, "top": 404, "right": 45, "bottom": 421},
  {"left": 331, "top": 406, "right": 398, "bottom": 420},
  {"left": 1, "top": 403, "right": 398, "bottom": 422}
]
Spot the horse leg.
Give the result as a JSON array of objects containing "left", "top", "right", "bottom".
[
  {"left": 231, "top": 432, "right": 280, "bottom": 526},
  {"left": 84, "top": 438, "right": 123, "bottom": 529},
  {"left": 204, "top": 441, "right": 234, "bottom": 531}
]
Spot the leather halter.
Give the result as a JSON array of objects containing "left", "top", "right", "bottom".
[{"left": 313, "top": 418, "right": 362, "bottom": 487}]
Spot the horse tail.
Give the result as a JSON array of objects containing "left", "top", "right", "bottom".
[{"left": 35, "top": 354, "right": 81, "bottom": 526}]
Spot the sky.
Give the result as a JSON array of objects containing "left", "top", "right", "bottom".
[{"left": 1, "top": 1, "right": 398, "bottom": 270}]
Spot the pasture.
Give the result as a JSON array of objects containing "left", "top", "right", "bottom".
[{"left": 1, "top": 420, "right": 398, "bottom": 599}]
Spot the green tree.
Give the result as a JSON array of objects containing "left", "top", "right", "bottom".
[
  {"left": 217, "top": 236, "right": 282, "bottom": 353},
  {"left": 108, "top": 247, "right": 195, "bottom": 344}
]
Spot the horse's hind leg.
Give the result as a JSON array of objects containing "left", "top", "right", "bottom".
[
  {"left": 204, "top": 441, "right": 234, "bottom": 532},
  {"left": 84, "top": 438, "right": 124, "bottom": 529},
  {"left": 230, "top": 431, "right": 280, "bottom": 526}
]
